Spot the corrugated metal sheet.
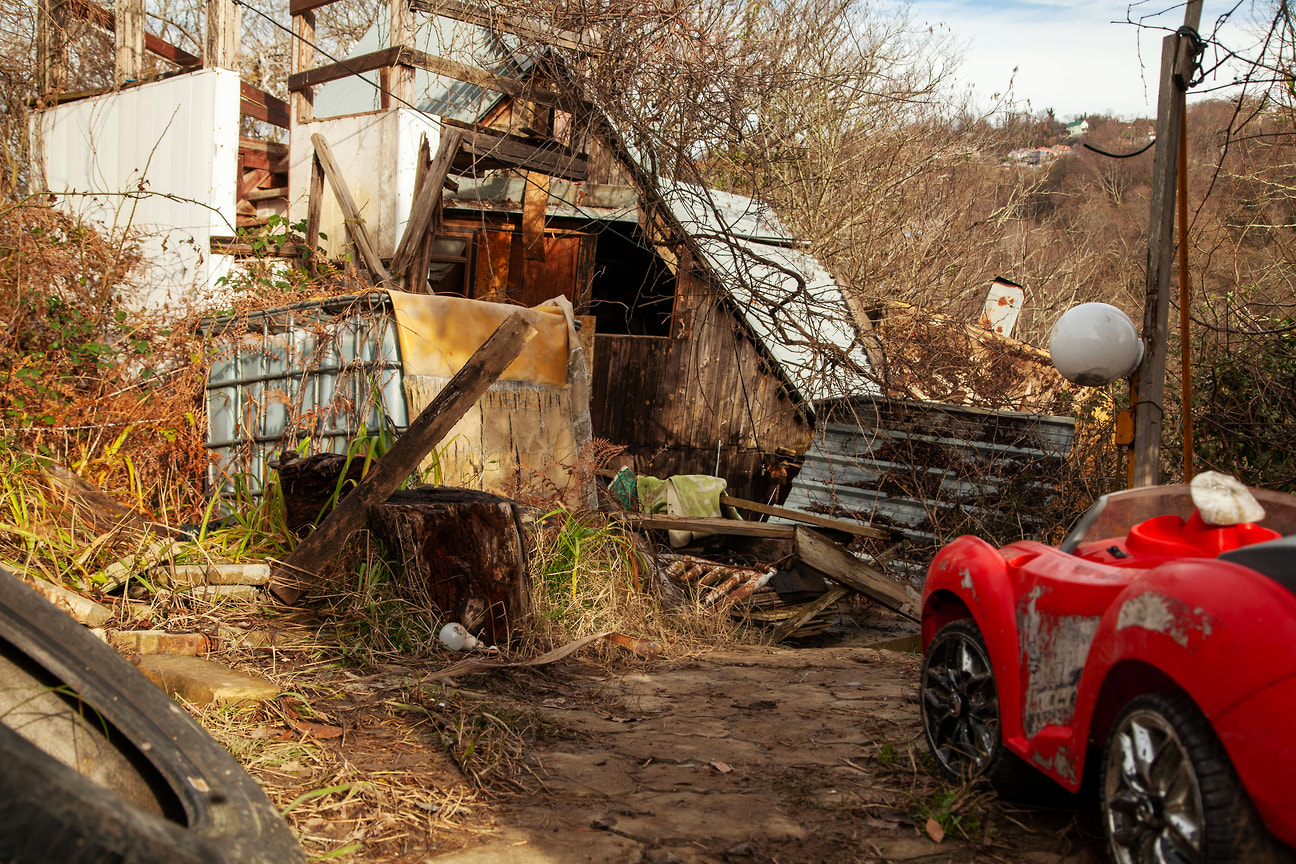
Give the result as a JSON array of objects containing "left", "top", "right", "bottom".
[
  {"left": 781, "top": 397, "right": 1076, "bottom": 583},
  {"left": 203, "top": 295, "right": 406, "bottom": 497},
  {"left": 658, "top": 180, "right": 876, "bottom": 405}
]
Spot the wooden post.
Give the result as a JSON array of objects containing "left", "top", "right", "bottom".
[
  {"left": 389, "top": 0, "right": 415, "bottom": 105},
  {"left": 304, "top": 154, "right": 324, "bottom": 274},
  {"left": 522, "top": 172, "right": 550, "bottom": 261},
  {"left": 204, "top": 0, "right": 241, "bottom": 70},
  {"left": 292, "top": 10, "right": 316, "bottom": 124},
  {"left": 270, "top": 314, "right": 539, "bottom": 603},
  {"left": 311, "top": 133, "right": 391, "bottom": 282},
  {"left": 1131, "top": 0, "right": 1202, "bottom": 487},
  {"left": 114, "top": 0, "right": 146, "bottom": 86},
  {"left": 36, "top": 0, "right": 69, "bottom": 96}
]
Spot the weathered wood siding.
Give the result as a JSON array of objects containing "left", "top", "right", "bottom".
[{"left": 591, "top": 261, "right": 811, "bottom": 500}]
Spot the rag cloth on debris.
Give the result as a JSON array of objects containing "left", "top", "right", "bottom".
[{"left": 636, "top": 474, "right": 737, "bottom": 548}]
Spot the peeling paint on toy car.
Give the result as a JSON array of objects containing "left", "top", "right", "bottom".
[
  {"left": 1031, "top": 744, "right": 1078, "bottom": 785},
  {"left": 1115, "top": 591, "right": 1214, "bottom": 650},
  {"left": 1018, "top": 586, "right": 1101, "bottom": 738}
]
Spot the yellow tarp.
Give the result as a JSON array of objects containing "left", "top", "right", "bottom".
[
  {"left": 387, "top": 291, "right": 590, "bottom": 507},
  {"left": 388, "top": 291, "right": 570, "bottom": 386}
]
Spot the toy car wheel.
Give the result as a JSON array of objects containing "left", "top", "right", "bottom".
[
  {"left": 1103, "top": 692, "right": 1287, "bottom": 864},
  {"left": 920, "top": 618, "right": 1027, "bottom": 785}
]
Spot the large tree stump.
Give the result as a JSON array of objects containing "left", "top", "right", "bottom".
[{"left": 368, "top": 488, "right": 530, "bottom": 645}]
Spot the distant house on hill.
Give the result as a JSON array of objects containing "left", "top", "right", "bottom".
[{"left": 1066, "top": 118, "right": 1090, "bottom": 138}]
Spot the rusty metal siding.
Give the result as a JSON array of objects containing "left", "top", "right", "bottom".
[{"left": 781, "top": 397, "right": 1076, "bottom": 582}]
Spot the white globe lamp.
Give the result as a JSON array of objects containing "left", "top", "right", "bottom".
[{"left": 1048, "top": 303, "right": 1144, "bottom": 386}]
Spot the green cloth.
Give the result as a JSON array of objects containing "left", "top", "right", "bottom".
[{"left": 636, "top": 474, "right": 735, "bottom": 547}]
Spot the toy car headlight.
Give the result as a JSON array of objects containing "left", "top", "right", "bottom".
[{"left": 1048, "top": 303, "right": 1144, "bottom": 387}]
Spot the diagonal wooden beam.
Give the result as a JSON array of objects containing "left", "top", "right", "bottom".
[
  {"left": 390, "top": 128, "right": 462, "bottom": 277},
  {"left": 310, "top": 133, "right": 390, "bottom": 282}
]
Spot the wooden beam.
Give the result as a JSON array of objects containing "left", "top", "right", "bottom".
[
  {"left": 311, "top": 133, "right": 390, "bottom": 282},
  {"left": 719, "top": 495, "right": 893, "bottom": 540},
  {"left": 114, "top": 0, "right": 145, "bottom": 86},
  {"left": 270, "top": 314, "right": 540, "bottom": 603},
  {"left": 391, "top": 129, "right": 462, "bottom": 277},
  {"left": 770, "top": 586, "right": 849, "bottom": 644},
  {"left": 286, "top": 46, "right": 560, "bottom": 107},
  {"left": 457, "top": 128, "right": 587, "bottom": 182},
  {"left": 204, "top": 0, "right": 240, "bottom": 70},
  {"left": 621, "top": 514, "right": 795, "bottom": 540},
  {"left": 288, "top": 0, "right": 334, "bottom": 16},
  {"left": 389, "top": 0, "right": 415, "bottom": 105},
  {"left": 292, "top": 9, "right": 315, "bottom": 124},
  {"left": 793, "top": 527, "right": 917, "bottom": 621},
  {"left": 1131, "top": 0, "right": 1203, "bottom": 487},
  {"left": 522, "top": 171, "right": 549, "bottom": 261},
  {"left": 409, "top": 0, "right": 603, "bottom": 54},
  {"left": 405, "top": 135, "right": 434, "bottom": 292},
  {"left": 288, "top": 45, "right": 401, "bottom": 91},
  {"left": 405, "top": 48, "right": 561, "bottom": 106},
  {"left": 304, "top": 155, "right": 324, "bottom": 274},
  {"left": 240, "top": 83, "right": 290, "bottom": 128}
]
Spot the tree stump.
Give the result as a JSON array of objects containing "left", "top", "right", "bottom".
[{"left": 367, "top": 488, "right": 530, "bottom": 645}]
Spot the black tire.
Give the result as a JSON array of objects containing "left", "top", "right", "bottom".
[
  {"left": 1102, "top": 691, "right": 1295, "bottom": 864},
  {"left": 920, "top": 618, "right": 1034, "bottom": 789},
  {"left": 0, "top": 567, "right": 304, "bottom": 864}
]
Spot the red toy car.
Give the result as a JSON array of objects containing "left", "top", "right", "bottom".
[{"left": 920, "top": 478, "right": 1296, "bottom": 864}]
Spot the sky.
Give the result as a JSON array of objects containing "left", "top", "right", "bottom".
[{"left": 905, "top": 1, "right": 1261, "bottom": 121}]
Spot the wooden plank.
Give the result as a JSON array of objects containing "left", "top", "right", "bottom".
[
  {"left": 114, "top": 0, "right": 144, "bottom": 86},
  {"left": 311, "top": 133, "right": 390, "bottom": 282},
  {"left": 240, "top": 82, "right": 290, "bottom": 128},
  {"left": 391, "top": 129, "right": 462, "bottom": 276},
  {"left": 720, "top": 495, "right": 893, "bottom": 540},
  {"left": 204, "top": 0, "right": 239, "bottom": 69},
  {"left": 769, "top": 586, "right": 849, "bottom": 644},
  {"left": 794, "top": 526, "right": 917, "bottom": 620},
  {"left": 408, "top": 0, "right": 602, "bottom": 53},
  {"left": 246, "top": 187, "right": 288, "bottom": 201},
  {"left": 404, "top": 48, "right": 559, "bottom": 106},
  {"left": 521, "top": 171, "right": 549, "bottom": 261},
  {"left": 454, "top": 127, "right": 587, "bottom": 182},
  {"left": 271, "top": 314, "right": 540, "bottom": 603},
  {"left": 404, "top": 135, "right": 434, "bottom": 293},
  {"left": 210, "top": 236, "right": 308, "bottom": 258},
  {"left": 304, "top": 154, "right": 324, "bottom": 273},
  {"left": 288, "top": 45, "right": 400, "bottom": 91},
  {"left": 621, "top": 514, "right": 795, "bottom": 540}
]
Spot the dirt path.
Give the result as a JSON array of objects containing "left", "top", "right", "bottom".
[{"left": 405, "top": 643, "right": 1102, "bottom": 864}]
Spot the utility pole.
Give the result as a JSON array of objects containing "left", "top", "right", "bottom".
[{"left": 1131, "top": 1, "right": 1203, "bottom": 487}]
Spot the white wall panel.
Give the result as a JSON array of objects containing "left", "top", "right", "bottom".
[{"left": 34, "top": 69, "right": 240, "bottom": 313}]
